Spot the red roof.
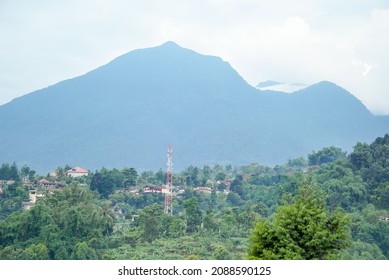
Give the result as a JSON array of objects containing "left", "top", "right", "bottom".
[{"left": 67, "top": 166, "right": 89, "bottom": 174}]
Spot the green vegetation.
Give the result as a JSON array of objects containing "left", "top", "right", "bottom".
[
  {"left": 1, "top": 134, "right": 389, "bottom": 259},
  {"left": 248, "top": 185, "right": 350, "bottom": 260}
]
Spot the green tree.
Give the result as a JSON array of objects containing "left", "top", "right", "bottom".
[
  {"left": 138, "top": 203, "right": 164, "bottom": 242},
  {"left": 226, "top": 192, "right": 243, "bottom": 206},
  {"left": 183, "top": 197, "right": 202, "bottom": 234},
  {"left": 90, "top": 170, "right": 115, "bottom": 198},
  {"left": 203, "top": 210, "right": 219, "bottom": 233},
  {"left": 215, "top": 172, "right": 226, "bottom": 181},
  {"left": 0, "top": 163, "right": 10, "bottom": 180},
  {"left": 9, "top": 162, "right": 20, "bottom": 181},
  {"left": 71, "top": 242, "right": 97, "bottom": 260},
  {"left": 230, "top": 175, "right": 244, "bottom": 197},
  {"left": 22, "top": 243, "right": 49, "bottom": 260},
  {"left": 308, "top": 146, "right": 347, "bottom": 166},
  {"left": 213, "top": 244, "right": 231, "bottom": 260},
  {"left": 248, "top": 185, "right": 351, "bottom": 259},
  {"left": 350, "top": 134, "right": 389, "bottom": 189},
  {"left": 20, "top": 165, "right": 31, "bottom": 181},
  {"left": 122, "top": 167, "right": 137, "bottom": 186}
]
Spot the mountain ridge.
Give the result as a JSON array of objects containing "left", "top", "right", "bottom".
[{"left": 0, "top": 42, "right": 387, "bottom": 173}]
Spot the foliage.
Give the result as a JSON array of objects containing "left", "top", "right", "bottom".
[
  {"left": 308, "top": 146, "right": 347, "bottom": 166},
  {"left": 183, "top": 197, "right": 202, "bottom": 234},
  {"left": 350, "top": 134, "right": 389, "bottom": 189},
  {"left": 248, "top": 185, "right": 351, "bottom": 260},
  {"left": 0, "top": 184, "right": 115, "bottom": 259}
]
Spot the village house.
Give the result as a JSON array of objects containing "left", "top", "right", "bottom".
[
  {"left": 194, "top": 187, "right": 212, "bottom": 193},
  {"left": 142, "top": 185, "right": 169, "bottom": 194},
  {"left": 39, "top": 179, "right": 56, "bottom": 188},
  {"left": 66, "top": 166, "right": 89, "bottom": 178}
]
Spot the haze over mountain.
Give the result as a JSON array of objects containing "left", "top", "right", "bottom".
[
  {"left": 0, "top": 41, "right": 388, "bottom": 173},
  {"left": 256, "top": 80, "right": 307, "bottom": 93}
]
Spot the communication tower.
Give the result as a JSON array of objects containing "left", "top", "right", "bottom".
[{"left": 164, "top": 144, "right": 173, "bottom": 215}]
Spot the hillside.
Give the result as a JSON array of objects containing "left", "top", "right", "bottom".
[{"left": 0, "top": 42, "right": 388, "bottom": 172}]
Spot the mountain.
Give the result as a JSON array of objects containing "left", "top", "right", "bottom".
[{"left": 0, "top": 41, "right": 388, "bottom": 173}]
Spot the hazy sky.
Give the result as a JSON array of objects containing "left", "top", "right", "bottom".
[{"left": 1, "top": 0, "right": 389, "bottom": 114}]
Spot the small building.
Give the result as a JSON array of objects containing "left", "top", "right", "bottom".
[
  {"left": 194, "top": 187, "right": 212, "bottom": 193},
  {"left": 143, "top": 185, "right": 168, "bottom": 193},
  {"left": 66, "top": 166, "right": 89, "bottom": 178},
  {"left": 39, "top": 179, "right": 56, "bottom": 188}
]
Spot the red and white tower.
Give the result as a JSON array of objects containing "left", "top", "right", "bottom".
[{"left": 164, "top": 144, "right": 173, "bottom": 215}]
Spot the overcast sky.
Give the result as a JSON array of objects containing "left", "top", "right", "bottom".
[{"left": 1, "top": 0, "right": 389, "bottom": 115}]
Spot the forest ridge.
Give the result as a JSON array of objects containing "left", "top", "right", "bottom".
[{"left": 0, "top": 134, "right": 388, "bottom": 260}]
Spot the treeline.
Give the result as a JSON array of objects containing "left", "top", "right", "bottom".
[{"left": 0, "top": 134, "right": 388, "bottom": 259}]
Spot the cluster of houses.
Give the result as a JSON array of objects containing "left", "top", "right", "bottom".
[
  {"left": 140, "top": 179, "right": 232, "bottom": 196},
  {"left": 3, "top": 166, "right": 89, "bottom": 210},
  {"left": 22, "top": 166, "right": 89, "bottom": 210}
]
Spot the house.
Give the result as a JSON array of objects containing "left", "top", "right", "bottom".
[
  {"left": 39, "top": 179, "right": 56, "bottom": 188},
  {"left": 143, "top": 185, "right": 168, "bottom": 193},
  {"left": 66, "top": 166, "right": 89, "bottom": 178},
  {"left": 194, "top": 187, "right": 212, "bottom": 193}
]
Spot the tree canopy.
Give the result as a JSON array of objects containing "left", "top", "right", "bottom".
[{"left": 248, "top": 185, "right": 351, "bottom": 260}]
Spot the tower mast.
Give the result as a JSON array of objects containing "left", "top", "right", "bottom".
[{"left": 164, "top": 144, "right": 173, "bottom": 215}]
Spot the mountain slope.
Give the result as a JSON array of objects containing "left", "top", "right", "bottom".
[{"left": 0, "top": 42, "right": 387, "bottom": 172}]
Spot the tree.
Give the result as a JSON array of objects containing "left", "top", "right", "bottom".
[
  {"left": 203, "top": 210, "right": 219, "bottom": 233},
  {"left": 71, "top": 242, "right": 97, "bottom": 260},
  {"left": 308, "top": 146, "right": 347, "bottom": 166},
  {"left": 90, "top": 170, "right": 115, "bottom": 198},
  {"left": 9, "top": 162, "right": 20, "bottom": 181},
  {"left": 22, "top": 243, "right": 49, "bottom": 260},
  {"left": 0, "top": 163, "right": 10, "bottom": 180},
  {"left": 183, "top": 197, "right": 202, "bottom": 234},
  {"left": 215, "top": 172, "right": 226, "bottom": 181},
  {"left": 20, "top": 165, "right": 31, "bottom": 181},
  {"left": 226, "top": 192, "right": 243, "bottom": 206},
  {"left": 350, "top": 134, "right": 389, "bottom": 188},
  {"left": 230, "top": 175, "right": 244, "bottom": 197},
  {"left": 122, "top": 167, "right": 137, "bottom": 186},
  {"left": 248, "top": 185, "right": 351, "bottom": 260},
  {"left": 213, "top": 244, "right": 231, "bottom": 260},
  {"left": 28, "top": 170, "right": 36, "bottom": 182},
  {"left": 138, "top": 203, "right": 164, "bottom": 242}
]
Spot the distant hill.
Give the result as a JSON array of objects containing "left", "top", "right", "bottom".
[
  {"left": 0, "top": 41, "right": 388, "bottom": 173},
  {"left": 256, "top": 80, "right": 283, "bottom": 88}
]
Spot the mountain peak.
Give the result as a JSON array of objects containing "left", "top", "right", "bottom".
[
  {"left": 159, "top": 41, "right": 181, "bottom": 48},
  {"left": 311, "top": 80, "right": 342, "bottom": 89}
]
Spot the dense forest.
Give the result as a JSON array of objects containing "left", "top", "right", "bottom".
[{"left": 0, "top": 134, "right": 388, "bottom": 260}]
